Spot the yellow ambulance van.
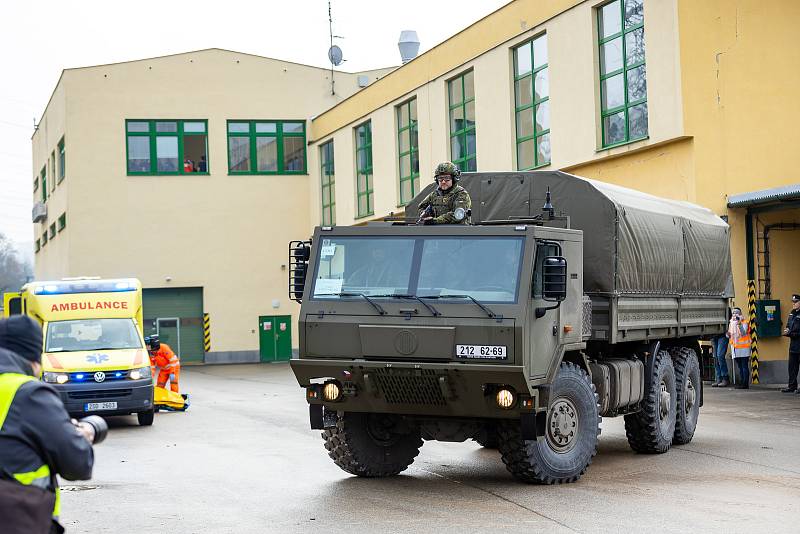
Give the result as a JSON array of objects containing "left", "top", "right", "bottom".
[{"left": 4, "top": 278, "right": 155, "bottom": 425}]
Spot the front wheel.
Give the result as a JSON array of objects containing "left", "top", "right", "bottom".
[
  {"left": 137, "top": 409, "right": 155, "bottom": 426},
  {"left": 498, "top": 362, "right": 600, "bottom": 484},
  {"left": 323, "top": 412, "right": 422, "bottom": 477}
]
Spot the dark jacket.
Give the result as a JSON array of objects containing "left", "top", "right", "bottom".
[
  {"left": 786, "top": 308, "right": 800, "bottom": 353},
  {"left": 0, "top": 348, "right": 94, "bottom": 531}
]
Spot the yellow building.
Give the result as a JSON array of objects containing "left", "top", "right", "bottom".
[{"left": 33, "top": 1, "right": 800, "bottom": 382}]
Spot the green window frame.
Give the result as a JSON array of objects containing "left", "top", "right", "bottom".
[
  {"left": 396, "top": 98, "right": 420, "bottom": 205},
  {"left": 448, "top": 70, "right": 477, "bottom": 172},
  {"left": 49, "top": 223, "right": 56, "bottom": 240},
  {"left": 40, "top": 167, "right": 46, "bottom": 202},
  {"left": 226, "top": 120, "right": 307, "bottom": 175},
  {"left": 58, "top": 137, "right": 65, "bottom": 183},
  {"left": 320, "top": 141, "right": 336, "bottom": 226},
  {"left": 41, "top": 230, "right": 48, "bottom": 247},
  {"left": 514, "top": 34, "right": 550, "bottom": 170},
  {"left": 50, "top": 152, "right": 56, "bottom": 192},
  {"left": 355, "top": 121, "right": 374, "bottom": 218},
  {"left": 35, "top": 239, "right": 40, "bottom": 253},
  {"left": 126, "top": 119, "right": 209, "bottom": 175},
  {"left": 58, "top": 213, "right": 66, "bottom": 232},
  {"left": 33, "top": 176, "right": 39, "bottom": 193},
  {"left": 598, "top": 0, "right": 647, "bottom": 148}
]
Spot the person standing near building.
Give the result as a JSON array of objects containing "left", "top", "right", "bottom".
[
  {"left": 727, "top": 307, "right": 751, "bottom": 389},
  {"left": 418, "top": 162, "right": 472, "bottom": 225},
  {"left": 0, "top": 316, "right": 95, "bottom": 534},
  {"left": 781, "top": 293, "right": 800, "bottom": 393},
  {"left": 146, "top": 335, "right": 181, "bottom": 393},
  {"left": 711, "top": 332, "right": 730, "bottom": 388}
]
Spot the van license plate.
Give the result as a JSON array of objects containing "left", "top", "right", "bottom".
[
  {"left": 456, "top": 345, "right": 507, "bottom": 359},
  {"left": 85, "top": 402, "right": 117, "bottom": 411}
]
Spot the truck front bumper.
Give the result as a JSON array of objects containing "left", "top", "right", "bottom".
[
  {"left": 55, "top": 379, "right": 154, "bottom": 417},
  {"left": 290, "top": 358, "right": 539, "bottom": 418}
]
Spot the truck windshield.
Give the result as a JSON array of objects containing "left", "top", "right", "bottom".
[
  {"left": 45, "top": 318, "right": 143, "bottom": 353},
  {"left": 312, "top": 236, "right": 524, "bottom": 303}
]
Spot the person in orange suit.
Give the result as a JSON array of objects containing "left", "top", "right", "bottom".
[{"left": 145, "top": 335, "right": 180, "bottom": 393}]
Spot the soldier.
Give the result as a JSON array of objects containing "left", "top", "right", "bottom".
[{"left": 418, "top": 161, "right": 472, "bottom": 225}]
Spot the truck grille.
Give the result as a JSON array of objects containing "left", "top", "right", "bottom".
[
  {"left": 374, "top": 368, "right": 446, "bottom": 406},
  {"left": 68, "top": 389, "right": 132, "bottom": 400}
]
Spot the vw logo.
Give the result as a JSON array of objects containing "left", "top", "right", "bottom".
[{"left": 93, "top": 372, "right": 106, "bottom": 383}]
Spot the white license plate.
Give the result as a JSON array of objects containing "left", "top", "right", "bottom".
[
  {"left": 456, "top": 345, "right": 507, "bottom": 359},
  {"left": 85, "top": 402, "right": 117, "bottom": 411}
]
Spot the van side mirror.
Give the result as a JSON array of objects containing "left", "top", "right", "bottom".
[{"left": 542, "top": 257, "right": 567, "bottom": 301}]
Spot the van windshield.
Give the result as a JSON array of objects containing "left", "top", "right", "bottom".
[
  {"left": 312, "top": 236, "right": 524, "bottom": 303},
  {"left": 45, "top": 318, "right": 143, "bottom": 352}
]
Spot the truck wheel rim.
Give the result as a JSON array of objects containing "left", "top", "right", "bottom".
[
  {"left": 366, "top": 414, "right": 402, "bottom": 446},
  {"left": 685, "top": 379, "right": 696, "bottom": 419},
  {"left": 659, "top": 381, "right": 671, "bottom": 422},
  {"left": 546, "top": 398, "right": 579, "bottom": 453}
]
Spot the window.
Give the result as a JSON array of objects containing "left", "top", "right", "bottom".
[
  {"left": 40, "top": 167, "right": 46, "bottom": 202},
  {"left": 126, "top": 120, "right": 208, "bottom": 174},
  {"left": 227, "top": 120, "right": 306, "bottom": 174},
  {"left": 49, "top": 223, "right": 56, "bottom": 240},
  {"left": 58, "top": 137, "right": 65, "bottom": 182},
  {"left": 320, "top": 141, "right": 335, "bottom": 226},
  {"left": 397, "top": 98, "right": 420, "bottom": 205},
  {"left": 35, "top": 239, "right": 40, "bottom": 253},
  {"left": 58, "top": 213, "right": 66, "bottom": 232},
  {"left": 355, "top": 121, "right": 374, "bottom": 218},
  {"left": 41, "top": 230, "right": 48, "bottom": 246},
  {"left": 448, "top": 70, "right": 476, "bottom": 172},
  {"left": 50, "top": 152, "right": 56, "bottom": 191},
  {"left": 33, "top": 177, "right": 39, "bottom": 192},
  {"left": 514, "top": 34, "right": 550, "bottom": 169},
  {"left": 598, "top": 0, "right": 647, "bottom": 147}
]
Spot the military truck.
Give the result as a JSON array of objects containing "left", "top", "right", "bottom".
[{"left": 288, "top": 171, "right": 730, "bottom": 484}]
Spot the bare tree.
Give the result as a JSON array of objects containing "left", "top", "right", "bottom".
[{"left": 0, "top": 232, "right": 32, "bottom": 298}]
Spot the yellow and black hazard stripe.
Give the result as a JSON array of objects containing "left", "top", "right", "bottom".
[
  {"left": 203, "top": 313, "right": 211, "bottom": 353},
  {"left": 747, "top": 280, "right": 759, "bottom": 384}
]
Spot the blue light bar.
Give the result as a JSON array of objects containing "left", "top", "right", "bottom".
[{"left": 32, "top": 279, "right": 137, "bottom": 295}]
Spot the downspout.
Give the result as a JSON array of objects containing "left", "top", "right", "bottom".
[{"left": 745, "top": 208, "right": 754, "bottom": 281}]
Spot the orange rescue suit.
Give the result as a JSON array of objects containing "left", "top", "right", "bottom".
[{"left": 150, "top": 343, "right": 181, "bottom": 393}]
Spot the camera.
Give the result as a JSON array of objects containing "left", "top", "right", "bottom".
[{"left": 78, "top": 415, "right": 108, "bottom": 444}]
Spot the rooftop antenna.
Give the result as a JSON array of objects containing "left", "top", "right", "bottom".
[
  {"left": 327, "top": 1, "right": 344, "bottom": 95},
  {"left": 542, "top": 186, "right": 554, "bottom": 219}
]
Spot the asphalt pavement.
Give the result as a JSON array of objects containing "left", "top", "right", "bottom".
[{"left": 61, "top": 363, "right": 800, "bottom": 534}]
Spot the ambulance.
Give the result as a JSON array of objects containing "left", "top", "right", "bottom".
[{"left": 3, "top": 278, "right": 155, "bottom": 425}]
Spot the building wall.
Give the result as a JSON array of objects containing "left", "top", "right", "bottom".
[{"left": 32, "top": 49, "right": 392, "bottom": 357}]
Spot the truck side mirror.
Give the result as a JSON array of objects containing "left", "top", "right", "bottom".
[{"left": 542, "top": 257, "right": 567, "bottom": 301}]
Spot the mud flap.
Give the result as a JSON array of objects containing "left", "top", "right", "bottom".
[{"left": 310, "top": 404, "right": 323, "bottom": 430}]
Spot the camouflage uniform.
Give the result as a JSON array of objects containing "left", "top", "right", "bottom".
[{"left": 418, "top": 185, "right": 472, "bottom": 225}]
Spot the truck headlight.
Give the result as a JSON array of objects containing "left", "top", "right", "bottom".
[
  {"left": 129, "top": 366, "right": 152, "bottom": 380},
  {"left": 323, "top": 381, "right": 342, "bottom": 402},
  {"left": 43, "top": 372, "right": 69, "bottom": 384},
  {"left": 496, "top": 388, "right": 516, "bottom": 409}
]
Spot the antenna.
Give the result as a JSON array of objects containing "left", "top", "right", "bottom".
[{"left": 327, "top": 1, "right": 345, "bottom": 95}]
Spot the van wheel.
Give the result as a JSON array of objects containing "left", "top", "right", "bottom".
[
  {"left": 498, "top": 362, "right": 600, "bottom": 484},
  {"left": 137, "top": 409, "right": 155, "bottom": 426},
  {"left": 670, "top": 347, "right": 701, "bottom": 445},
  {"left": 624, "top": 349, "right": 676, "bottom": 453},
  {"left": 323, "top": 412, "right": 422, "bottom": 477}
]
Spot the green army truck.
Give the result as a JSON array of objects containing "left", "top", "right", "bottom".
[{"left": 288, "top": 171, "right": 731, "bottom": 484}]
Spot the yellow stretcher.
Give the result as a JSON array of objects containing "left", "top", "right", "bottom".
[{"left": 154, "top": 386, "right": 189, "bottom": 412}]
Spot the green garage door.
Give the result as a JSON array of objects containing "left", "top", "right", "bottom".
[{"left": 143, "top": 287, "right": 204, "bottom": 363}]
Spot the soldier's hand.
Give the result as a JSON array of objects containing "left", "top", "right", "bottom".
[{"left": 71, "top": 419, "right": 96, "bottom": 444}]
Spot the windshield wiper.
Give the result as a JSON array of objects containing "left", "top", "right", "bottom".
[
  {"left": 371, "top": 294, "right": 441, "bottom": 317},
  {"left": 419, "top": 294, "right": 498, "bottom": 319},
  {"left": 317, "top": 292, "right": 387, "bottom": 315}
]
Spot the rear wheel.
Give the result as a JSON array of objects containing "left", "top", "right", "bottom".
[
  {"left": 624, "top": 349, "right": 676, "bottom": 453},
  {"left": 671, "top": 347, "right": 701, "bottom": 445},
  {"left": 498, "top": 362, "right": 600, "bottom": 484},
  {"left": 323, "top": 412, "right": 422, "bottom": 477},
  {"left": 137, "top": 409, "right": 155, "bottom": 426}
]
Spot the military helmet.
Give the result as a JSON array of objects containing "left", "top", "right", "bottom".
[{"left": 433, "top": 161, "right": 461, "bottom": 182}]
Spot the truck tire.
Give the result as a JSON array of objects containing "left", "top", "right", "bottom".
[
  {"left": 497, "top": 362, "right": 600, "bottom": 484},
  {"left": 670, "top": 346, "right": 701, "bottom": 445},
  {"left": 472, "top": 422, "right": 499, "bottom": 449},
  {"left": 323, "top": 412, "right": 422, "bottom": 477},
  {"left": 624, "top": 349, "right": 676, "bottom": 453},
  {"left": 137, "top": 409, "right": 155, "bottom": 426}
]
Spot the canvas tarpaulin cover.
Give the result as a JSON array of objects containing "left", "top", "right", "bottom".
[{"left": 412, "top": 171, "right": 731, "bottom": 296}]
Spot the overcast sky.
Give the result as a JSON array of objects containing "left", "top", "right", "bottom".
[{"left": 0, "top": 0, "right": 508, "bottom": 247}]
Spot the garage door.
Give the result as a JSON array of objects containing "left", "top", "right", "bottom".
[{"left": 143, "top": 287, "right": 204, "bottom": 363}]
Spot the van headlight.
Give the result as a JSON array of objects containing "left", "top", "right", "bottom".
[
  {"left": 129, "top": 366, "right": 152, "bottom": 380},
  {"left": 43, "top": 372, "right": 69, "bottom": 384}
]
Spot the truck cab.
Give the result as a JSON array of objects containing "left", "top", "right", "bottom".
[{"left": 4, "top": 278, "right": 155, "bottom": 426}]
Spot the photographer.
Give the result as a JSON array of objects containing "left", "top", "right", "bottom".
[
  {"left": 0, "top": 316, "right": 96, "bottom": 534},
  {"left": 727, "top": 307, "right": 752, "bottom": 390}
]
